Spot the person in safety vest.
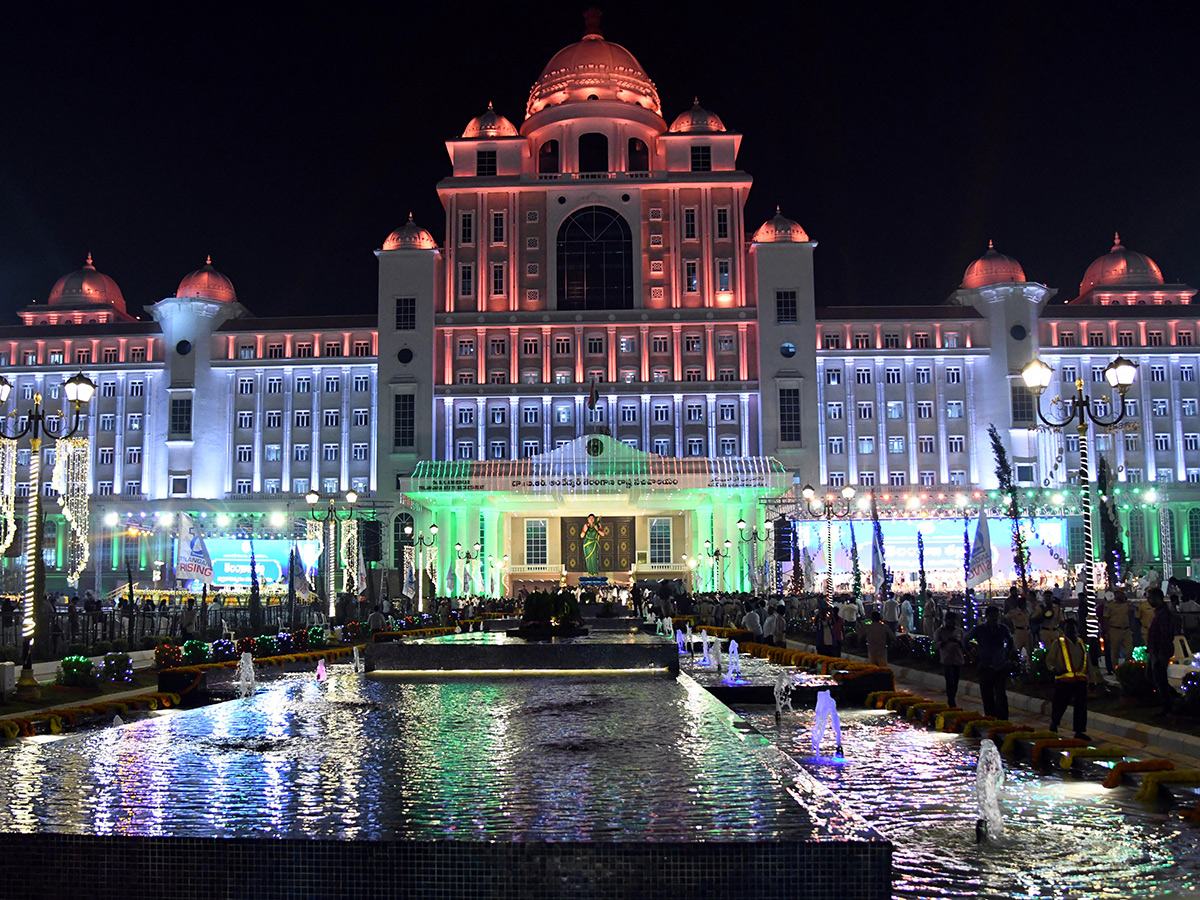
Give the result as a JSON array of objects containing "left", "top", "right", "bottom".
[{"left": 1046, "top": 618, "right": 1091, "bottom": 741}]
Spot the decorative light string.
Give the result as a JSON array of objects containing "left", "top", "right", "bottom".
[
  {"left": 0, "top": 438, "right": 15, "bottom": 556},
  {"left": 53, "top": 436, "right": 90, "bottom": 586},
  {"left": 22, "top": 442, "right": 40, "bottom": 643},
  {"left": 340, "top": 518, "right": 359, "bottom": 593}
]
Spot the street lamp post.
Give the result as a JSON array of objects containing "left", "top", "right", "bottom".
[
  {"left": 414, "top": 525, "right": 437, "bottom": 613},
  {"left": 702, "top": 538, "right": 733, "bottom": 594},
  {"left": 305, "top": 489, "right": 357, "bottom": 617},
  {"left": 736, "top": 518, "right": 773, "bottom": 595},
  {"left": 800, "top": 484, "right": 857, "bottom": 605},
  {"left": 456, "top": 541, "right": 482, "bottom": 602},
  {"left": 1021, "top": 355, "right": 1137, "bottom": 643},
  {"left": 0, "top": 372, "right": 96, "bottom": 700}
]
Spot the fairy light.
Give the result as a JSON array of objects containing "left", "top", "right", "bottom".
[
  {"left": 54, "top": 436, "right": 90, "bottom": 586},
  {"left": 0, "top": 438, "right": 15, "bottom": 556},
  {"left": 22, "top": 442, "right": 39, "bottom": 644}
]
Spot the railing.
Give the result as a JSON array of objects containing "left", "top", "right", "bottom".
[
  {"left": 528, "top": 170, "right": 656, "bottom": 183},
  {"left": 508, "top": 564, "right": 557, "bottom": 574}
]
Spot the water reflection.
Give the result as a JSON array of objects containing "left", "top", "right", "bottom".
[{"left": 738, "top": 706, "right": 1200, "bottom": 899}]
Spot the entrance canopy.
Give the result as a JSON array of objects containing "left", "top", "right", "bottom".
[{"left": 406, "top": 434, "right": 791, "bottom": 501}]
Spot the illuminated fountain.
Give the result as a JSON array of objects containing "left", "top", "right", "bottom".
[
  {"left": 975, "top": 738, "right": 1005, "bottom": 842},
  {"left": 811, "top": 689, "right": 843, "bottom": 757},
  {"left": 235, "top": 651, "right": 256, "bottom": 699},
  {"left": 774, "top": 670, "right": 794, "bottom": 724},
  {"left": 724, "top": 639, "right": 743, "bottom": 682},
  {"left": 699, "top": 630, "right": 714, "bottom": 667}
]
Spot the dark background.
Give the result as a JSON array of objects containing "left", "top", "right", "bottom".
[{"left": 3, "top": 1, "right": 1198, "bottom": 321}]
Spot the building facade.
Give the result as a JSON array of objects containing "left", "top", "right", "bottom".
[{"left": 0, "top": 22, "right": 1193, "bottom": 599}]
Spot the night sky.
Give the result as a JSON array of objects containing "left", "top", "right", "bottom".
[{"left": 3, "top": 1, "right": 1198, "bottom": 323}]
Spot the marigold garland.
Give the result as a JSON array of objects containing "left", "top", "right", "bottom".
[
  {"left": 1059, "top": 746, "right": 1129, "bottom": 770},
  {"left": 1031, "top": 738, "right": 1089, "bottom": 765},
  {"left": 1135, "top": 769, "right": 1200, "bottom": 802},
  {"left": 999, "top": 730, "right": 1059, "bottom": 757},
  {"left": 1102, "top": 758, "right": 1175, "bottom": 789},
  {"left": 965, "top": 718, "right": 1011, "bottom": 738}
]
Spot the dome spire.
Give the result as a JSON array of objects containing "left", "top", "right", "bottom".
[
  {"left": 85, "top": 252, "right": 94, "bottom": 268},
  {"left": 205, "top": 254, "right": 212, "bottom": 266},
  {"left": 583, "top": 7, "right": 603, "bottom": 37},
  {"left": 988, "top": 238, "right": 994, "bottom": 249},
  {"left": 1113, "top": 230, "right": 1122, "bottom": 249}
]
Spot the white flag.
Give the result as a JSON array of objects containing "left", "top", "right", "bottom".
[
  {"left": 357, "top": 540, "right": 369, "bottom": 597},
  {"left": 966, "top": 507, "right": 993, "bottom": 589},
  {"left": 176, "top": 514, "right": 214, "bottom": 585},
  {"left": 872, "top": 527, "right": 887, "bottom": 593},
  {"left": 290, "top": 546, "right": 310, "bottom": 599},
  {"left": 801, "top": 548, "right": 815, "bottom": 592}
]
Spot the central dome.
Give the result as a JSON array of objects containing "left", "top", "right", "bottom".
[
  {"left": 962, "top": 241, "right": 1026, "bottom": 289},
  {"left": 48, "top": 253, "right": 127, "bottom": 314},
  {"left": 526, "top": 10, "right": 661, "bottom": 118},
  {"left": 176, "top": 256, "right": 237, "bottom": 303},
  {"left": 1079, "top": 232, "right": 1164, "bottom": 297}
]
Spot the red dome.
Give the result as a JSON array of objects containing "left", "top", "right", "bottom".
[
  {"left": 47, "top": 253, "right": 127, "bottom": 314},
  {"left": 1079, "top": 233, "right": 1163, "bottom": 297},
  {"left": 669, "top": 98, "right": 726, "bottom": 134},
  {"left": 383, "top": 214, "right": 437, "bottom": 251},
  {"left": 961, "top": 241, "right": 1026, "bottom": 289},
  {"left": 462, "top": 102, "right": 518, "bottom": 138},
  {"left": 526, "top": 11, "right": 660, "bottom": 118},
  {"left": 176, "top": 256, "right": 237, "bottom": 303},
  {"left": 752, "top": 207, "right": 809, "bottom": 243}
]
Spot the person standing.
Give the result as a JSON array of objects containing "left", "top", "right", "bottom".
[
  {"left": 1146, "top": 587, "right": 1177, "bottom": 715},
  {"left": 967, "top": 606, "right": 1012, "bottom": 720},
  {"left": 1103, "top": 590, "right": 1134, "bottom": 671},
  {"left": 762, "top": 604, "right": 787, "bottom": 647},
  {"left": 882, "top": 593, "right": 900, "bottom": 632},
  {"left": 1038, "top": 591, "right": 1064, "bottom": 648},
  {"left": 1046, "top": 618, "right": 1091, "bottom": 740},
  {"left": 860, "top": 613, "right": 892, "bottom": 669},
  {"left": 179, "top": 597, "right": 198, "bottom": 642},
  {"left": 899, "top": 594, "right": 915, "bottom": 634},
  {"left": 922, "top": 596, "right": 940, "bottom": 636},
  {"left": 1003, "top": 596, "right": 1033, "bottom": 668},
  {"left": 814, "top": 608, "right": 836, "bottom": 657},
  {"left": 740, "top": 602, "right": 763, "bottom": 640},
  {"left": 932, "top": 611, "right": 966, "bottom": 708}
]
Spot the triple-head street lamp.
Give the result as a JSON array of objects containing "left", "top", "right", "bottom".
[
  {"left": 456, "top": 541, "right": 482, "bottom": 600},
  {"left": 801, "top": 484, "right": 857, "bottom": 604},
  {"left": 1021, "top": 354, "right": 1137, "bottom": 642},
  {"left": 305, "top": 489, "right": 357, "bottom": 611},
  {"left": 736, "top": 517, "right": 773, "bottom": 595},
  {"left": 702, "top": 537, "right": 733, "bottom": 594},
  {"left": 414, "top": 525, "right": 437, "bottom": 612},
  {"left": 0, "top": 372, "right": 96, "bottom": 699}
]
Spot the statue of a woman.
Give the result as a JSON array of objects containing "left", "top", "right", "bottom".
[{"left": 580, "top": 514, "right": 607, "bottom": 576}]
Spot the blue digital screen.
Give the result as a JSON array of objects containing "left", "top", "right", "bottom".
[{"left": 180, "top": 538, "right": 322, "bottom": 588}]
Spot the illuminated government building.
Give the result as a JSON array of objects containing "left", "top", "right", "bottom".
[{"left": 1, "top": 17, "right": 1196, "bottom": 599}]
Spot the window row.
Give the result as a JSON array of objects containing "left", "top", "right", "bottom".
[
  {"left": 453, "top": 435, "right": 742, "bottom": 460},
  {"left": 4, "top": 346, "right": 149, "bottom": 366},
  {"left": 825, "top": 471, "right": 969, "bottom": 488},
  {"left": 825, "top": 400, "right": 965, "bottom": 420},
  {"left": 237, "top": 374, "right": 371, "bottom": 394},
  {"left": 242, "top": 340, "right": 373, "bottom": 360},
  {"left": 453, "top": 332, "right": 740, "bottom": 358},
  {"left": 452, "top": 401, "right": 740, "bottom": 426},
  {"left": 449, "top": 367, "right": 742, "bottom": 385},
  {"left": 826, "top": 435, "right": 965, "bottom": 455},
  {"left": 1054, "top": 329, "right": 1193, "bottom": 348},
  {"left": 824, "top": 366, "right": 960, "bottom": 386}
]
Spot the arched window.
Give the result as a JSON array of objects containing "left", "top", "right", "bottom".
[
  {"left": 557, "top": 206, "right": 634, "bottom": 311},
  {"left": 1190, "top": 508, "right": 1200, "bottom": 558},
  {"left": 627, "top": 137, "right": 649, "bottom": 172},
  {"left": 393, "top": 512, "right": 415, "bottom": 565},
  {"left": 578, "top": 133, "right": 608, "bottom": 173},
  {"left": 538, "top": 140, "right": 559, "bottom": 174}
]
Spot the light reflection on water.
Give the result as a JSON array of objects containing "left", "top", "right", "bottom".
[
  {"left": 738, "top": 706, "right": 1200, "bottom": 900},
  {"left": 0, "top": 670, "right": 869, "bottom": 843}
]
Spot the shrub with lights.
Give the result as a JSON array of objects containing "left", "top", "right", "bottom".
[
  {"left": 308, "top": 625, "right": 326, "bottom": 648},
  {"left": 238, "top": 636, "right": 257, "bottom": 656},
  {"left": 1116, "top": 660, "right": 1153, "bottom": 697},
  {"left": 57, "top": 655, "right": 96, "bottom": 688},
  {"left": 211, "top": 638, "right": 237, "bottom": 662},
  {"left": 99, "top": 652, "right": 134, "bottom": 684},
  {"left": 290, "top": 628, "right": 310, "bottom": 652},
  {"left": 182, "top": 640, "right": 211, "bottom": 665},
  {"left": 341, "top": 621, "right": 363, "bottom": 641},
  {"left": 254, "top": 635, "right": 278, "bottom": 657},
  {"left": 154, "top": 643, "right": 183, "bottom": 669},
  {"left": 274, "top": 631, "right": 293, "bottom": 654},
  {"left": 1181, "top": 671, "right": 1200, "bottom": 715}
]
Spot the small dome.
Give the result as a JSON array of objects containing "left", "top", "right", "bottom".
[
  {"left": 961, "top": 240, "right": 1026, "bottom": 289},
  {"left": 383, "top": 214, "right": 438, "bottom": 251},
  {"left": 461, "top": 101, "right": 518, "bottom": 139},
  {"left": 47, "top": 253, "right": 127, "bottom": 314},
  {"left": 526, "top": 10, "right": 661, "bottom": 118},
  {"left": 668, "top": 98, "right": 726, "bottom": 134},
  {"left": 176, "top": 256, "right": 237, "bottom": 303},
  {"left": 752, "top": 206, "right": 810, "bottom": 243},
  {"left": 1079, "top": 232, "right": 1164, "bottom": 296}
]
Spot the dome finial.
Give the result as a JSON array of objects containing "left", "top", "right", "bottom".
[
  {"left": 85, "top": 252, "right": 94, "bottom": 268},
  {"left": 775, "top": 204, "right": 781, "bottom": 215},
  {"left": 988, "top": 238, "right": 994, "bottom": 250},
  {"left": 1113, "top": 230, "right": 1122, "bottom": 248},
  {"left": 486, "top": 100, "right": 494, "bottom": 111},
  {"left": 205, "top": 254, "right": 212, "bottom": 266},
  {"left": 583, "top": 7, "right": 603, "bottom": 37},
  {"left": 693, "top": 95, "right": 700, "bottom": 106}
]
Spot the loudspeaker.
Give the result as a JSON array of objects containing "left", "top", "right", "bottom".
[
  {"left": 361, "top": 520, "right": 383, "bottom": 562},
  {"left": 773, "top": 516, "right": 793, "bottom": 561}
]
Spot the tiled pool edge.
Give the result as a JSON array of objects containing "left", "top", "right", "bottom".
[{"left": 0, "top": 833, "right": 892, "bottom": 900}]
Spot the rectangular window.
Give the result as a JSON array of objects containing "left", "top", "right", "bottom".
[
  {"left": 684, "top": 260, "right": 699, "bottom": 292},
  {"left": 266, "top": 343, "right": 284, "bottom": 359},
  {"left": 76, "top": 349, "right": 91, "bottom": 365},
  {"left": 885, "top": 367, "right": 901, "bottom": 384},
  {"left": 491, "top": 263, "right": 506, "bottom": 295},
  {"left": 395, "top": 296, "right": 417, "bottom": 330},
  {"left": 717, "top": 333, "right": 735, "bottom": 352},
  {"left": 394, "top": 395, "right": 414, "bottom": 448},
  {"left": 264, "top": 479, "right": 280, "bottom": 494},
  {"left": 266, "top": 376, "right": 282, "bottom": 394},
  {"left": 237, "top": 410, "right": 253, "bottom": 429},
  {"left": 651, "top": 335, "right": 669, "bottom": 354},
  {"left": 1152, "top": 365, "right": 1166, "bottom": 382},
  {"left": 823, "top": 333, "right": 841, "bottom": 349},
  {"left": 1155, "top": 433, "right": 1171, "bottom": 451},
  {"left": 857, "top": 402, "right": 874, "bottom": 419},
  {"left": 826, "top": 368, "right": 842, "bottom": 385},
  {"left": 323, "top": 408, "right": 341, "bottom": 427},
  {"left": 456, "top": 440, "right": 474, "bottom": 460},
  {"left": 129, "top": 346, "right": 146, "bottom": 362},
  {"left": 460, "top": 211, "right": 474, "bottom": 244},
  {"left": 1186, "top": 399, "right": 1198, "bottom": 416},
  {"left": 525, "top": 519, "right": 548, "bottom": 567},
  {"left": 168, "top": 398, "right": 191, "bottom": 439},
  {"left": 683, "top": 207, "right": 697, "bottom": 240},
  {"left": 948, "top": 436, "right": 965, "bottom": 453},
  {"left": 459, "top": 264, "right": 474, "bottom": 297},
  {"left": 949, "top": 470, "right": 966, "bottom": 486},
  {"left": 1065, "top": 435, "right": 1079, "bottom": 452},
  {"left": 684, "top": 367, "right": 702, "bottom": 382},
  {"left": 886, "top": 401, "right": 904, "bottom": 419},
  {"left": 522, "top": 405, "right": 540, "bottom": 425},
  {"left": 1153, "top": 399, "right": 1170, "bottom": 416},
  {"left": 686, "top": 437, "right": 704, "bottom": 456},
  {"left": 1089, "top": 330, "right": 1106, "bottom": 347},
  {"left": 715, "top": 207, "right": 729, "bottom": 240},
  {"left": 295, "top": 376, "right": 311, "bottom": 393},
  {"left": 829, "top": 472, "right": 846, "bottom": 487},
  {"left": 353, "top": 340, "right": 371, "bottom": 357},
  {"left": 943, "top": 333, "right": 959, "bottom": 349},
  {"left": 586, "top": 335, "right": 605, "bottom": 355},
  {"left": 238, "top": 345, "right": 256, "bottom": 360},
  {"left": 653, "top": 437, "right": 671, "bottom": 456},
  {"left": 1148, "top": 331, "right": 1164, "bottom": 347},
  {"left": 320, "top": 443, "right": 338, "bottom": 462},
  {"left": 555, "top": 370, "right": 572, "bottom": 384},
  {"left": 264, "top": 410, "right": 282, "bottom": 429},
  {"left": 324, "top": 341, "right": 343, "bottom": 356},
  {"left": 1125, "top": 433, "right": 1141, "bottom": 452},
  {"left": 914, "top": 333, "right": 929, "bottom": 349},
  {"left": 918, "top": 436, "right": 935, "bottom": 453},
  {"left": 916, "top": 367, "right": 931, "bottom": 384},
  {"left": 235, "top": 445, "right": 252, "bottom": 463},
  {"left": 856, "top": 368, "right": 872, "bottom": 385},
  {"left": 947, "top": 401, "right": 964, "bottom": 418},
  {"left": 888, "top": 436, "right": 905, "bottom": 453},
  {"left": 265, "top": 444, "right": 282, "bottom": 462},
  {"left": 780, "top": 388, "right": 802, "bottom": 441},
  {"left": 828, "top": 437, "right": 844, "bottom": 455},
  {"left": 619, "top": 368, "right": 637, "bottom": 383},
  {"left": 1058, "top": 331, "right": 1076, "bottom": 347},
  {"left": 683, "top": 333, "right": 702, "bottom": 353},
  {"left": 1180, "top": 331, "right": 1194, "bottom": 346},
  {"left": 521, "top": 440, "right": 541, "bottom": 458},
  {"left": 889, "top": 471, "right": 907, "bottom": 486},
  {"left": 858, "top": 436, "right": 875, "bottom": 454},
  {"left": 324, "top": 375, "right": 340, "bottom": 393},
  {"left": 488, "top": 440, "right": 506, "bottom": 459},
  {"left": 491, "top": 211, "right": 505, "bottom": 244},
  {"left": 475, "top": 150, "right": 496, "bottom": 177},
  {"left": 718, "top": 402, "right": 735, "bottom": 422},
  {"left": 518, "top": 336, "right": 538, "bottom": 356},
  {"left": 653, "top": 404, "right": 670, "bottom": 423},
  {"left": 1183, "top": 366, "right": 1196, "bottom": 383},
  {"left": 884, "top": 333, "right": 900, "bottom": 349},
  {"left": 618, "top": 336, "right": 636, "bottom": 354},
  {"left": 917, "top": 401, "right": 933, "bottom": 419},
  {"left": 95, "top": 347, "right": 114, "bottom": 364},
  {"left": 686, "top": 403, "right": 703, "bottom": 422},
  {"left": 100, "top": 414, "right": 115, "bottom": 432},
  {"left": 294, "top": 444, "right": 310, "bottom": 463},
  {"left": 295, "top": 410, "right": 311, "bottom": 428},
  {"left": 488, "top": 405, "right": 506, "bottom": 426},
  {"left": 776, "top": 290, "right": 797, "bottom": 325},
  {"left": 827, "top": 402, "right": 843, "bottom": 420},
  {"left": 351, "top": 442, "right": 368, "bottom": 461},
  {"left": 1185, "top": 434, "right": 1200, "bottom": 452},
  {"left": 1118, "top": 331, "right": 1134, "bottom": 347},
  {"left": 129, "top": 380, "right": 144, "bottom": 397},
  {"left": 351, "top": 375, "right": 368, "bottom": 393},
  {"left": 946, "top": 367, "right": 961, "bottom": 384},
  {"left": 690, "top": 145, "right": 711, "bottom": 172},
  {"left": 98, "top": 447, "right": 114, "bottom": 465},
  {"left": 919, "top": 471, "right": 935, "bottom": 487},
  {"left": 296, "top": 342, "right": 313, "bottom": 358},
  {"left": 621, "top": 405, "right": 638, "bottom": 423},
  {"left": 125, "top": 481, "right": 141, "bottom": 496},
  {"left": 101, "top": 381, "right": 116, "bottom": 399},
  {"left": 859, "top": 472, "right": 877, "bottom": 487},
  {"left": 1011, "top": 384, "right": 1036, "bottom": 427},
  {"left": 238, "top": 377, "right": 254, "bottom": 395},
  {"left": 556, "top": 405, "right": 571, "bottom": 424},
  {"left": 715, "top": 259, "right": 731, "bottom": 291}
]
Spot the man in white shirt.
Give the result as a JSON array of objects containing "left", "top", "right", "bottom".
[
  {"left": 740, "top": 604, "right": 762, "bottom": 638},
  {"left": 839, "top": 597, "right": 860, "bottom": 627},
  {"left": 882, "top": 595, "right": 900, "bottom": 632}
]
